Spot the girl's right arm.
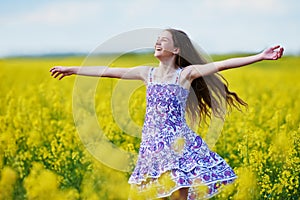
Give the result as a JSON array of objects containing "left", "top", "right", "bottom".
[{"left": 49, "top": 66, "right": 150, "bottom": 81}]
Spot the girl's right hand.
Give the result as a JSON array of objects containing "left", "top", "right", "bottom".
[{"left": 50, "top": 66, "right": 75, "bottom": 80}]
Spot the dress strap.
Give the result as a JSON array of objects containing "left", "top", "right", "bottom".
[
  {"left": 148, "top": 67, "right": 155, "bottom": 83},
  {"left": 174, "top": 67, "right": 182, "bottom": 84}
]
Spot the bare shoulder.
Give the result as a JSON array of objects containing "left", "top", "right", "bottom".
[
  {"left": 180, "top": 65, "right": 194, "bottom": 81},
  {"left": 181, "top": 63, "right": 216, "bottom": 81},
  {"left": 177, "top": 66, "right": 194, "bottom": 89},
  {"left": 133, "top": 65, "right": 151, "bottom": 82},
  {"left": 104, "top": 65, "right": 151, "bottom": 80},
  {"left": 136, "top": 65, "right": 151, "bottom": 73}
]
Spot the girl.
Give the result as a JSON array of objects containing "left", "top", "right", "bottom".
[{"left": 50, "top": 29, "right": 284, "bottom": 200}]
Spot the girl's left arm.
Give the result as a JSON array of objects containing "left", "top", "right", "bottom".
[{"left": 188, "top": 45, "right": 284, "bottom": 80}]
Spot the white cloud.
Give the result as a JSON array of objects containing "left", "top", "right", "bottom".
[
  {"left": 0, "top": 0, "right": 299, "bottom": 56},
  {"left": 1, "top": 1, "right": 104, "bottom": 25},
  {"left": 122, "top": 0, "right": 160, "bottom": 18},
  {"left": 200, "top": 0, "right": 288, "bottom": 14}
]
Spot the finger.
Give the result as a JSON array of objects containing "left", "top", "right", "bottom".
[
  {"left": 59, "top": 74, "right": 65, "bottom": 80},
  {"left": 53, "top": 72, "right": 61, "bottom": 78},
  {"left": 276, "top": 48, "right": 283, "bottom": 59},
  {"left": 271, "top": 45, "right": 280, "bottom": 50},
  {"left": 49, "top": 67, "right": 55, "bottom": 72},
  {"left": 279, "top": 47, "right": 284, "bottom": 57},
  {"left": 50, "top": 68, "right": 59, "bottom": 75},
  {"left": 277, "top": 52, "right": 281, "bottom": 58},
  {"left": 51, "top": 71, "right": 55, "bottom": 76},
  {"left": 52, "top": 72, "right": 57, "bottom": 77},
  {"left": 50, "top": 66, "right": 58, "bottom": 72}
]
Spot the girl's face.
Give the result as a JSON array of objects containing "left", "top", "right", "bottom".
[{"left": 154, "top": 31, "right": 177, "bottom": 59}]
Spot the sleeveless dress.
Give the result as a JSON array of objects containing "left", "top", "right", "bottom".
[{"left": 128, "top": 67, "right": 237, "bottom": 200}]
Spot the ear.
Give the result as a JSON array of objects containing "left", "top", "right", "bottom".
[{"left": 173, "top": 47, "right": 180, "bottom": 55}]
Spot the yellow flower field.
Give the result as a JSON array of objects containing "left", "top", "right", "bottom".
[{"left": 0, "top": 54, "right": 299, "bottom": 199}]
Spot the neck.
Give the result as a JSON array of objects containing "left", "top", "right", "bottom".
[{"left": 157, "top": 55, "right": 178, "bottom": 74}]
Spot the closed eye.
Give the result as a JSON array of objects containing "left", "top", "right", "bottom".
[{"left": 157, "top": 37, "right": 169, "bottom": 42}]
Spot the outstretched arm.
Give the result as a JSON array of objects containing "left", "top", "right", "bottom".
[
  {"left": 188, "top": 45, "right": 284, "bottom": 80},
  {"left": 49, "top": 66, "right": 149, "bottom": 81}
]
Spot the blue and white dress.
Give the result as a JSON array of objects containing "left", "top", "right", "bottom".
[{"left": 128, "top": 67, "right": 237, "bottom": 200}]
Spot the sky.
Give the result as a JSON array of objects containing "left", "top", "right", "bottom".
[{"left": 0, "top": 0, "right": 299, "bottom": 57}]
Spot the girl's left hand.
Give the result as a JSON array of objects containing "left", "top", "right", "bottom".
[{"left": 261, "top": 45, "right": 284, "bottom": 60}]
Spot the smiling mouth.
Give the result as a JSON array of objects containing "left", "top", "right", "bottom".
[{"left": 155, "top": 47, "right": 162, "bottom": 51}]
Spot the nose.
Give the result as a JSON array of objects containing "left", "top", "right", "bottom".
[{"left": 155, "top": 39, "right": 161, "bottom": 46}]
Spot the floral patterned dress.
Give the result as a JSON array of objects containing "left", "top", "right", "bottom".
[{"left": 128, "top": 67, "right": 237, "bottom": 200}]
